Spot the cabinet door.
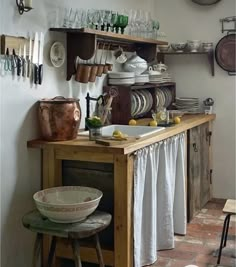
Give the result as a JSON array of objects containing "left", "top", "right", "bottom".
[
  {"left": 187, "top": 125, "right": 201, "bottom": 221},
  {"left": 200, "top": 122, "right": 211, "bottom": 208},
  {"left": 187, "top": 123, "right": 212, "bottom": 221}
]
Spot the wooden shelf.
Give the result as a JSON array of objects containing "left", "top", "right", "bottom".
[
  {"left": 157, "top": 50, "right": 215, "bottom": 76},
  {"left": 49, "top": 28, "right": 168, "bottom": 81}
]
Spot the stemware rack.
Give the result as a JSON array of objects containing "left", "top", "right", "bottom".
[
  {"left": 49, "top": 28, "right": 168, "bottom": 80},
  {"left": 103, "top": 82, "right": 176, "bottom": 125}
]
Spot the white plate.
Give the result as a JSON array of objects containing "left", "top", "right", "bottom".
[
  {"left": 109, "top": 78, "right": 135, "bottom": 85},
  {"left": 50, "top": 42, "right": 66, "bottom": 68},
  {"left": 108, "top": 72, "right": 135, "bottom": 79}
]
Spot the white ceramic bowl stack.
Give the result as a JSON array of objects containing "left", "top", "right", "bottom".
[
  {"left": 187, "top": 40, "right": 201, "bottom": 52},
  {"left": 108, "top": 72, "right": 135, "bottom": 86},
  {"left": 171, "top": 42, "right": 187, "bottom": 52},
  {"left": 33, "top": 186, "right": 103, "bottom": 223}
]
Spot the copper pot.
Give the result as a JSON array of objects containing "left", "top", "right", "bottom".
[{"left": 38, "top": 96, "right": 81, "bottom": 141}]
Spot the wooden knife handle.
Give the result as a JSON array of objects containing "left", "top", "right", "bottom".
[
  {"left": 34, "top": 64, "right": 39, "bottom": 84},
  {"left": 39, "top": 64, "right": 43, "bottom": 85}
]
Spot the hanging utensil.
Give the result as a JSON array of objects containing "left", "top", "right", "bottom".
[
  {"left": 32, "top": 32, "right": 39, "bottom": 84},
  {"left": 22, "top": 43, "right": 27, "bottom": 77},
  {"left": 17, "top": 45, "right": 22, "bottom": 76},
  {"left": 4, "top": 48, "right": 12, "bottom": 72},
  {"left": 191, "top": 0, "right": 222, "bottom": 5},
  {"left": 38, "top": 32, "right": 44, "bottom": 84},
  {"left": 215, "top": 16, "right": 236, "bottom": 75},
  {"left": 27, "top": 36, "right": 32, "bottom": 78}
]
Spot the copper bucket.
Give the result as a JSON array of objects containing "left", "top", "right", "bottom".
[{"left": 38, "top": 96, "right": 81, "bottom": 141}]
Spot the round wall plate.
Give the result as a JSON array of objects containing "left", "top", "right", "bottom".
[
  {"left": 192, "top": 0, "right": 221, "bottom": 5},
  {"left": 50, "top": 42, "right": 66, "bottom": 68}
]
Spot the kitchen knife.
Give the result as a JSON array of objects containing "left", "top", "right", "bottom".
[
  {"left": 32, "top": 32, "right": 39, "bottom": 84},
  {"left": 27, "top": 36, "right": 32, "bottom": 78},
  {"left": 17, "top": 46, "right": 22, "bottom": 76},
  {"left": 38, "top": 32, "right": 44, "bottom": 85},
  {"left": 22, "top": 44, "right": 27, "bottom": 77}
]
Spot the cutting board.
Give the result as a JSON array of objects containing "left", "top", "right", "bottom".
[{"left": 95, "top": 136, "right": 137, "bottom": 146}]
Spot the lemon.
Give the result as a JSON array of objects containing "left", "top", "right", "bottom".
[
  {"left": 174, "top": 116, "right": 181, "bottom": 124},
  {"left": 129, "top": 119, "right": 137, "bottom": 126},
  {"left": 112, "top": 130, "right": 123, "bottom": 138},
  {"left": 149, "top": 120, "right": 158, "bottom": 127}
]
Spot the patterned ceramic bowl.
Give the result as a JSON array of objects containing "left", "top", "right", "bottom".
[
  {"left": 171, "top": 42, "right": 187, "bottom": 52},
  {"left": 33, "top": 186, "right": 103, "bottom": 223}
]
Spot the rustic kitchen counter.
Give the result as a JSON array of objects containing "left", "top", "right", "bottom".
[{"left": 27, "top": 114, "right": 215, "bottom": 267}]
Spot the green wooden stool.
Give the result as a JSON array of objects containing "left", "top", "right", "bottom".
[{"left": 22, "top": 210, "right": 112, "bottom": 267}]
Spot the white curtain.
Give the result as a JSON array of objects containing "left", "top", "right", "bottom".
[{"left": 133, "top": 133, "right": 186, "bottom": 267}]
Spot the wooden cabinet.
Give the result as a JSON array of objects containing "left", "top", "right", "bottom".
[
  {"left": 49, "top": 28, "right": 167, "bottom": 80},
  {"left": 103, "top": 82, "right": 176, "bottom": 125},
  {"left": 187, "top": 122, "right": 212, "bottom": 221}
]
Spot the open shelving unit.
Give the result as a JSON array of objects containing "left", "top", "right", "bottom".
[
  {"left": 157, "top": 50, "right": 215, "bottom": 76},
  {"left": 49, "top": 28, "right": 168, "bottom": 80}
]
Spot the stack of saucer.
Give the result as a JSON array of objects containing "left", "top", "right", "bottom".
[
  {"left": 149, "top": 73, "right": 163, "bottom": 83},
  {"left": 161, "top": 72, "right": 172, "bottom": 82},
  {"left": 108, "top": 72, "right": 135, "bottom": 86},
  {"left": 175, "top": 97, "right": 200, "bottom": 112}
]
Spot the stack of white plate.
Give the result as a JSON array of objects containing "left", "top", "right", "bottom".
[
  {"left": 149, "top": 73, "right": 163, "bottom": 83},
  {"left": 108, "top": 72, "right": 135, "bottom": 86},
  {"left": 135, "top": 74, "right": 149, "bottom": 85},
  {"left": 161, "top": 72, "right": 172, "bottom": 82},
  {"left": 175, "top": 97, "right": 200, "bottom": 112},
  {"left": 131, "top": 89, "right": 153, "bottom": 117}
]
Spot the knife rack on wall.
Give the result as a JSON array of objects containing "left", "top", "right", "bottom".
[{"left": 0, "top": 35, "right": 32, "bottom": 56}]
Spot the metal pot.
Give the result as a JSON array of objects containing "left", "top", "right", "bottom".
[
  {"left": 191, "top": 0, "right": 221, "bottom": 5},
  {"left": 38, "top": 96, "right": 81, "bottom": 141}
]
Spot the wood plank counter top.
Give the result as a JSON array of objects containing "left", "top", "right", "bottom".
[{"left": 28, "top": 114, "right": 215, "bottom": 155}]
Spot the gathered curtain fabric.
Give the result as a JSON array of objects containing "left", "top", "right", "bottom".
[{"left": 133, "top": 133, "right": 186, "bottom": 267}]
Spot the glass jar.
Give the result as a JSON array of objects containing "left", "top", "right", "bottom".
[{"left": 89, "top": 127, "right": 102, "bottom": 141}]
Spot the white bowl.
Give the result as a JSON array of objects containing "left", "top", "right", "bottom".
[
  {"left": 123, "top": 55, "right": 148, "bottom": 75},
  {"left": 33, "top": 186, "right": 103, "bottom": 223},
  {"left": 158, "top": 44, "right": 170, "bottom": 52},
  {"left": 171, "top": 42, "right": 187, "bottom": 52},
  {"left": 187, "top": 40, "right": 201, "bottom": 52}
]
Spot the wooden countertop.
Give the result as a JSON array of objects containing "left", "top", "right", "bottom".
[{"left": 28, "top": 114, "right": 216, "bottom": 155}]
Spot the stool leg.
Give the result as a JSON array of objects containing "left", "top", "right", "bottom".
[
  {"left": 32, "top": 233, "right": 42, "bottom": 267},
  {"left": 217, "top": 214, "right": 231, "bottom": 264},
  {"left": 47, "top": 236, "right": 57, "bottom": 267},
  {"left": 223, "top": 214, "right": 231, "bottom": 247},
  {"left": 71, "top": 239, "right": 82, "bottom": 267},
  {"left": 94, "top": 234, "right": 105, "bottom": 267}
]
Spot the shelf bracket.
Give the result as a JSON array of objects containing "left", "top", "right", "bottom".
[
  {"left": 66, "top": 33, "right": 96, "bottom": 81},
  {"left": 207, "top": 50, "right": 215, "bottom": 76}
]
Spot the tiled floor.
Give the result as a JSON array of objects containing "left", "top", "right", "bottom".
[
  {"left": 149, "top": 199, "right": 236, "bottom": 267},
  {"left": 62, "top": 199, "right": 236, "bottom": 267}
]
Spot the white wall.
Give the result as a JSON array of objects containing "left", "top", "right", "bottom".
[
  {"left": 154, "top": 0, "right": 236, "bottom": 199},
  {"left": 0, "top": 1, "right": 235, "bottom": 267},
  {"left": 0, "top": 1, "right": 154, "bottom": 267}
]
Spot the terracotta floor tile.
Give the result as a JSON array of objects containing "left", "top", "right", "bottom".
[{"left": 148, "top": 199, "right": 236, "bottom": 267}]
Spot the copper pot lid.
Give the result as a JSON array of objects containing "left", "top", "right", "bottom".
[
  {"left": 39, "top": 96, "right": 80, "bottom": 103},
  {"left": 215, "top": 34, "right": 236, "bottom": 73}
]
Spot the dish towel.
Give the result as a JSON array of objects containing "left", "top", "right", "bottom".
[{"left": 133, "top": 133, "right": 186, "bottom": 267}]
